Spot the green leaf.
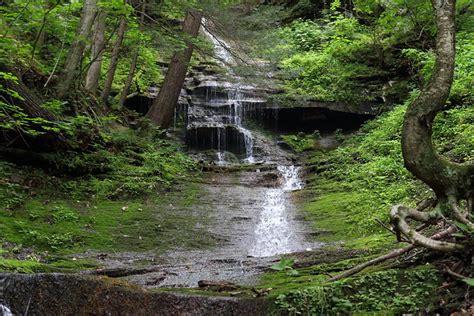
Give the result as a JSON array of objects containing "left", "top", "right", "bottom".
[
  {"left": 270, "top": 259, "right": 295, "bottom": 271},
  {"left": 286, "top": 269, "right": 300, "bottom": 277},
  {"left": 463, "top": 278, "right": 474, "bottom": 286}
]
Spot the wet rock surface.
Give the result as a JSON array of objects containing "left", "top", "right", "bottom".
[{"left": 0, "top": 273, "right": 269, "bottom": 315}]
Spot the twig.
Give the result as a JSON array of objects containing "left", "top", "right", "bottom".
[
  {"left": 445, "top": 267, "right": 471, "bottom": 280},
  {"left": 374, "top": 218, "right": 405, "bottom": 239},
  {"left": 44, "top": 25, "right": 68, "bottom": 88}
]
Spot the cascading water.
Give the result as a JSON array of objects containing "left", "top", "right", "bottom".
[
  {"left": 249, "top": 165, "right": 304, "bottom": 257},
  {"left": 185, "top": 20, "right": 256, "bottom": 164}
]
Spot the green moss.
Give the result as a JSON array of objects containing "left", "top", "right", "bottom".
[
  {"left": 0, "top": 257, "right": 97, "bottom": 273},
  {"left": 0, "top": 180, "right": 214, "bottom": 255},
  {"left": 0, "top": 125, "right": 214, "bottom": 263}
]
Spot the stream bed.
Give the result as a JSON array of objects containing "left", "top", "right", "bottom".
[{"left": 124, "top": 164, "right": 322, "bottom": 288}]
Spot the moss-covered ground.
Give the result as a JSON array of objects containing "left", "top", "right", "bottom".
[{"left": 0, "top": 125, "right": 216, "bottom": 272}]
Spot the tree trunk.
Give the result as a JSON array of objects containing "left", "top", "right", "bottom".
[
  {"left": 146, "top": 10, "right": 202, "bottom": 127},
  {"left": 118, "top": 0, "right": 146, "bottom": 107},
  {"left": 390, "top": 0, "right": 474, "bottom": 252},
  {"left": 100, "top": 16, "right": 127, "bottom": 104},
  {"left": 1, "top": 67, "right": 55, "bottom": 121},
  {"left": 85, "top": 10, "right": 107, "bottom": 94},
  {"left": 401, "top": 0, "right": 473, "bottom": 200},
  {"left": 56, "top": 0, "right": 97, "bottom": 99},
  {"left": 0, "top": 67, "right": 70, "bottom": 150}
]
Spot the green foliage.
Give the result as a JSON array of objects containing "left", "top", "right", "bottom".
[
  {"left": 281, "top": 133, "right": 316, "bottom": 153},
  {"left": 277, "top": 14, "right": 391, "bottom": 102},
  {"left": 463, "top": 279, "right": 474, "bottom": 287},
  {"left": 402, "top": 31, "right": 474, "bottom": 103},
  {"left": 253, "top": 0, "right": 472, "bottom": 104},
  {"left": 0, "top": 72, "right": 60, "bottom": 136},
  {"left": 274, "top": 267, "right": 440, "bottom": 315},
  {"left": 304, "top": 94, "right": 474, "bottom": 244},
  {"left": 270, "top": 258, "right": 300, "bottom": 276},
  {"left": 0, "top": 123, "right": 204, "bottom": 254}
]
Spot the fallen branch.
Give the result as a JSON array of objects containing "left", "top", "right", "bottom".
[
  {"left": 80, "top": 267, "right": 161, "bottom": 278},
  {"left": 329, "top": 226, "right": 457, "bottom": 281},
  {"left": 445, "top": 267, "right": 471, "bottom": 280}
]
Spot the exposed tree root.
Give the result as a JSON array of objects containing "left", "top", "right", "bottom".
[
  {"left": 329, "top": 226, "right": 457, "bottom": 281},
  {"left": 390, "top": 204, "right": 462, "bottom": 251}
]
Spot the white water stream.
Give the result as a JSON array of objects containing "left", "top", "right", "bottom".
[{"left": 249, "top": 165, "right": 304, "bottom": 257}]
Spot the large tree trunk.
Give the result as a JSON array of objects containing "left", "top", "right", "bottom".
[
  {"left": 118, "top": 0, "right": 146, "bottom": 107},
  {"left": 56, "top": 0, "right": 97, "bottom": 99},
  {"left": 401, "top": 0, "right": 473, "bottom": 200},
  {"left": 390, "top": 0, "right": 474, "bottom": 252},
  {"left": 85, "top": 10, "right": 107, "bottom": 94},
  {"left": 146, "top": 10, "right": 202, "bottom": 127},
  {"left": 100, "top": 16, "right": 127, "bottom": 104}
]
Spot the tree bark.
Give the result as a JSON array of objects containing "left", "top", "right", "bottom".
[
  {"left": 146, "top": 10, "right": 202, "bottom": 127},
  {"left": 118, "top": 0, "right": 146, "bottom": 107},
  {"left": 390, "top": 0, "right": 474, "bottom": 253},
  {"left": 1, "top": 67, "right": 55, "bottom": 121},
  {"left": 401, "top": 0, "right": 473, "bottom": 200},
  {"left": 56, "top": 0, "right": 97, "bottom": 99},
  {"left": 100, "top": 16, "right": 127, "bottom": 104},
  {"left": 85, "top": 10, "right": 107, "bottom": 94}
]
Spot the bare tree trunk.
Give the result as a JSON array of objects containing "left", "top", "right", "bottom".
[
  {"left": 100, "top": 16, "right": 127, "bottom": 104},
  {"left": 85, "top": 10, "right": 107, "bottom": 94},
  {"left": 56, "top": 0, "right": 97, "bottom": 99},
  {"left": 390, "top": 0, "right": 474, "bottom": 252},
  {"left": 118, "top": 0, "right": 146, "bottom": 107},
  {"left": 146, "top": 10, "right": 202, "bottom": 127},
  {"left": 401, "top": 0, "right": 473, "bottom": 199}
]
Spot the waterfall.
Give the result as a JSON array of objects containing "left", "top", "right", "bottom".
[
  {"left": 185, "top": 19, "right": 255, "bottom": 164},
  {"left": 248, "top": 165, "right": 304, "bottom": 257}
]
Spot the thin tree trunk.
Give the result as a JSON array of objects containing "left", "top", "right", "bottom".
[
  {"left": 100, "top": 16, "right": 127, "bottom": 104},
  {"left": 85, "top": 10, "right": 107, "bottom": 94},
  {"left": 118, "top": 0, "right": 146, "bottom": 107},
  {"left": 56, "top": 0, "right": 97, "bottom": 99},
  {"left": 146, "top": 10, "right": 202, "bottom": 127}
]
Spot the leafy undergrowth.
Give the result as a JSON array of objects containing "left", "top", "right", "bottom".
[
  {"left": 280, "top": 133, "right": 318, "bottom": 153},
  {"left": 270, "top": 266, "right": 441, "bottom": 315},
  {"left": 301, "top": 98, "right": 474, "bottom": 251},
  {"left": 0, "top": 126, "right": 215, "bottom": 272}
]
